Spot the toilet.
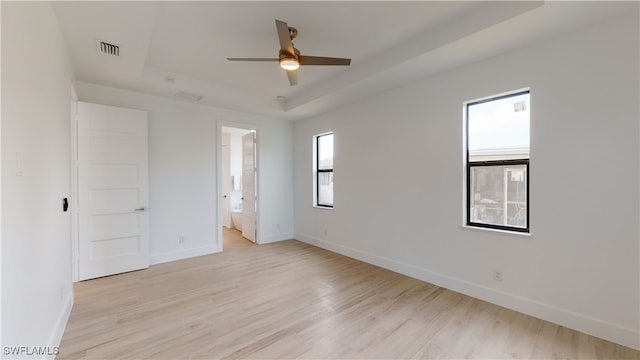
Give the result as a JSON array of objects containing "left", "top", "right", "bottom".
[{"left": 231, "top": 209, "right": 243, "bottom": 230}]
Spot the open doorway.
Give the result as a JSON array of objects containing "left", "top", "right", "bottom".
[{"left": 219, "top": 125, "right": 258, "bottom": 250}]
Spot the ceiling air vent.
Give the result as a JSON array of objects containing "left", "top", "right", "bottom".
[
  {"left": 97, "top": 40, "right": 120, "bottom": 56},
  {"left": 174, "top": 91, "right": 203, "bottom": 102}
]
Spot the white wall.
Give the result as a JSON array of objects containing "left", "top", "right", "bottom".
[
  {"left": 76, "top": 82, "right": 294, "bottom": 262},
  {"left": 293, "top": 10, "right": 639, "bottom": 349},
  {"left": 1, "top": 2, "right": 74, "bottom": 356}
]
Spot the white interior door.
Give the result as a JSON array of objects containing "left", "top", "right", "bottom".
[
  {"left": 77, "top": 102, "right": 149, "bottom": 281},
  {"left": 241, "top": 132, "right": 256, "bottom": 242},
  {"left": 222, "top": 133, "right": 231, "bottom": 228}
]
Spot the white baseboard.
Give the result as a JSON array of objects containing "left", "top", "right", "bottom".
[
  {"left": 259, "top": 232, "right": 294, "bottom": 244},
  {"left": 295, "top": 233, "right": 639, "bottom": 351},
  {"left": 46, "top": 291, "right": 73, "bottom": 359},
  {"left": 150, "top": 245, "right": 219, "bottom": 265}
]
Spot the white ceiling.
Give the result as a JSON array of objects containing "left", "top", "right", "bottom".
[{"left": 51, "top": 1, "right": 634, "bottom": 121}]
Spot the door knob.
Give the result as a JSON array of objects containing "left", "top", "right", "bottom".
[
  {"left": 134, "top": 207, "right": 146, "bottom": 212},
  {"left": 223, "top": 195, "right": 227, "bottom": 198}
]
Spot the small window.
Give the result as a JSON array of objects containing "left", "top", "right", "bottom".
[
  {"left": 466, "top": 91, "right": 530, "bottom": 232},
  {"left": 315, "top": 133, "right": 334, "bottom": 208}
]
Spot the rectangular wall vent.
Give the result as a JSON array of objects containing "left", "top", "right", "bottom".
[
  {"left": 174, "top": 91, "right": 203, "bottom": 102},
  {"left": 98, "top": 41, "right": 120, "bottom": 56}
]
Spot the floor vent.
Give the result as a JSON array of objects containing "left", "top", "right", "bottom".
[
  {"left": 174, "top": 91, "right": 203, "bottom": 102},
  {"left": 98, "top": 41, "right": 120, "bottom": 56}
]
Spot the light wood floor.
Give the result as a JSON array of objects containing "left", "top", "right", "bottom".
[{"left": 58, "top": 231, "right": 639, "bottom": 359}]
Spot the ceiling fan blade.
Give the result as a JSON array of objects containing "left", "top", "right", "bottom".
[
  {"left": 227, "top": 58, "right": 278, "bottom": 62},
  {"left": 275, "top": 19, "right": 295, "bottom": 54},
  {"left": 299, "top": 55, "right": 351, "bottom": 66},
  {"left": 286, "top": 69, "right": 298, "bottom": 86}
]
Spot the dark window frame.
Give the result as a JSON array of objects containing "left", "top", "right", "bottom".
[
  {"left": 316, "top": 133, "right": 334, "bottom": 208},
  {"left": 466, "top": 91, "right": 530, "bottom": 233}
]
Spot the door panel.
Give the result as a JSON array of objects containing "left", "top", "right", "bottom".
[
  {"left": 242, "top": 132, "right": 256, "bottom": 242},
  {"left": 222, "top": 133, "right": 231, "bottom": 228},
  {"left": 90, "top": 213, "right": 139, "bottom": 239},
  {"left": 88, "top": 164, "right": 139, "bottom": 188},
  {"left": 90, "top": 236, "right": 140, "bottom": 259},
  {"left": 78, "top": 102, "right": 149, "bottom": 281}
]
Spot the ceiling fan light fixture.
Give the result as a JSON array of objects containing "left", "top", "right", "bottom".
[{"left": 279, "top": 57, "right": 299, "bottom": 71}]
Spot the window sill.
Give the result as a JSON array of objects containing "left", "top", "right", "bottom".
[
  {"left": 313, "top": 205, "right": 334, "bottom": 210},
  {"left": 461, "top": 225, "right": 532, "bottom": 237}
]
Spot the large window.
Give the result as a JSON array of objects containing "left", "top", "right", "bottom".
[
  {"left": 466, "top": 90, "right": 530, "bottom": 232},
  {"left": 315, "top": 133, "right": 334, "bottom": 208}
]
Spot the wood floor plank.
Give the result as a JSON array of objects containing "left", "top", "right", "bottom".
[{"left": 58, "top": 229, "right": 639, "bottom": 359}]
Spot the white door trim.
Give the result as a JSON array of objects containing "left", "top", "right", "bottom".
[
  {"left": 70, "top": 85, "right": 79, "bottom": 282},
  {"left": 216, "top": 120, "right": 260, "bottom": 250}
]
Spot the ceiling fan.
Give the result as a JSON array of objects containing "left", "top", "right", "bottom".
[{"left": 227, "top": 19, "right": 351, "bottom": 86}]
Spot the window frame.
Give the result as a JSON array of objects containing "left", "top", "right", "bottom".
[
  {"left": 465, "top": 90, "right": 530, "bottom": 233},
  {"left": 315, "top": 132, "right": 334, "bottom": 208}
]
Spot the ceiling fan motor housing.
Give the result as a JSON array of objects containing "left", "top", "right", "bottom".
[{"left": 279, "top": 48, "right": 300, "bottom": 61}]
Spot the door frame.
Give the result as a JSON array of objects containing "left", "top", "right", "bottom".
[
  {"left": 70, "top": 85, "right": 79, "bottom": 282},
  {"left": 216, "top": 120, "right": 260, "bottom": 250}
]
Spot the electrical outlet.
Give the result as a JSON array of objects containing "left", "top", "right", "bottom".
[
  {"left": 323, "top": 229, "right": 328, "bottom": 237},
  {"left": 178, "top": 236, "right": 185, "bottom": 244},
  {"left": 276, "top": 223, "right": 280, "bottom": 230},
  {"left": 493, "top": 269, "right": 503, "bottom": 282}
]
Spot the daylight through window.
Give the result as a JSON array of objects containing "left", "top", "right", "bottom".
[
  {"left": 315, "top": 133, "right": 334, "bottom": 208},
  {"left": 466, "top": 91, "right": 530, "bottom": 232}
]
